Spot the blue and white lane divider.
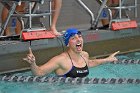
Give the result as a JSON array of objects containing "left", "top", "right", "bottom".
[
  {"left": 112, "top": 59, "right": 140, "bottom": 64},
  {"left": 0, "top": 75, "right": 140, "bottom": 84}
]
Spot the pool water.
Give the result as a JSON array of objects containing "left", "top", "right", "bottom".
[{"left": 0, "top": 51, "right": 140, "bottom": 93}]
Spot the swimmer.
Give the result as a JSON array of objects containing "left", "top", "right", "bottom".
[{"left": 23, "top": 28, "right": 119, "bottom": 78}]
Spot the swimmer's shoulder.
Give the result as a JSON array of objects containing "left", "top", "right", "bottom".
[
  {"left": 81, "top": 51, "right": 89, "bottom": 58},
  {"left": 50, "top": 52, "right": 68, "bottom": 63}
]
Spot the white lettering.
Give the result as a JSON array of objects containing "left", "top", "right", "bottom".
[{"left": 76, "top": 70, "right": 88, "bottom": 74}]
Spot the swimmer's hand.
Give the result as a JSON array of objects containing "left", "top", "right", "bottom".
[
  {"left": 23, "top": 47, "right": 36, "bottom": 64},
  {"left": 106, "top": 51, "right": 120, "bottom": 62}
]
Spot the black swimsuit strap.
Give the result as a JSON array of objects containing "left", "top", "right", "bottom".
[
  {"left": 80, "top": 55, "right": 88, "bottom": 66},
  {"left": 67, "top": 52, "right": 87, "bottom": 66},
  {"left": 67, "top": 52, "right": 74, "bottom": 66}
]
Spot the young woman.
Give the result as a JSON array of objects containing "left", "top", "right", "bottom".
[{"left": 23, "top": 28, "right": 119, "bottom": 78}]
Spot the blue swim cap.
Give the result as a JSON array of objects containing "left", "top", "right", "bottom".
[{"left": 63, "top": 28, "right": 81, "bottom": 46}]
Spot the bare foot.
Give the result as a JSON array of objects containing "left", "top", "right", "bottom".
[
  {"left": 50, "top": 28, "right": 62, "bottom": 36},
  {"left": 52, "top": 31, "right": 62, "bottom": 36}
]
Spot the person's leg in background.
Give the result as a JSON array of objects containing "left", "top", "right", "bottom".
[
  {"left": 1, "top": 7, "right": 10, "bottom": 36},
  {"left": 1, "top": 2, "right": 25, "bottom": 36},
  {"left": 50, "top": 0, "right": 62, "bottom": 36},
  {"left": 99, "top": 0, "right": 119, "bottom": 29},
  {"left": 1, "top": 1, "right": 62, "bottom": 36},
  {"left": 15, "top": 2, "right": 25, "bottom": 35}
]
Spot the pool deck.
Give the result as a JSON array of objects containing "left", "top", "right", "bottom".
[{"left": 0, "top": 28, "right": 140, "bottom": 74}]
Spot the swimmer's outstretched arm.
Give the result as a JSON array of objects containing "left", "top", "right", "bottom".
[
  {"left": 23, "top": 47, "right": 60, "bottom": 76},
  {"left": 88, "top": 51, "right": 120, "bottom": 67}
]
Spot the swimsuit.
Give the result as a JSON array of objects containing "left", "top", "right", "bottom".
[{"left": 61, "top": 52, "right": 89, "bottom": 78}]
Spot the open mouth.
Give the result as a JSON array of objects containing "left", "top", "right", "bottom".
[{"left": 76, "top": 43, "right": 82, "bottom": 51}]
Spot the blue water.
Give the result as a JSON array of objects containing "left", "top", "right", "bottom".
[{"left": 0, "top": 51, "right": 140, "bottom": 93}]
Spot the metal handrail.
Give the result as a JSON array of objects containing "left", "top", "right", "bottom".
[
  {"left": 76, "top": 0, "right": 137, "bottom": 29},
  {"left": 0, "top": 0, "right": 52, "bottom": 36}
]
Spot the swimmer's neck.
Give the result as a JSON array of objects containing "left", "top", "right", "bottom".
[{"left": 67, "top": 49, "right": 81, "bottom": 58}]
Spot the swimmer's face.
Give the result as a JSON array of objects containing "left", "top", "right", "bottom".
[{"left": 68, "top": 32, "right": 83, "bottom": 53}]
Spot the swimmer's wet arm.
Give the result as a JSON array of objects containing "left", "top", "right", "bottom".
[
  {"left": 23, "top": 47, "right": 45, "bottom": 76},
  {"left": 83, "top": 51, "right": 108, "bottom": 67},
  {"left": 88, "top": 51, "right": 119, "bottom": 67},
  {"left": 88, "top": 58, "right": 109, "bottom": 67},
  {"left": 30, "top": 56, "right": 60, "bottom": 76},
  {"left": 30, "top": 62, "right": 44, "bottom": 76}
]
